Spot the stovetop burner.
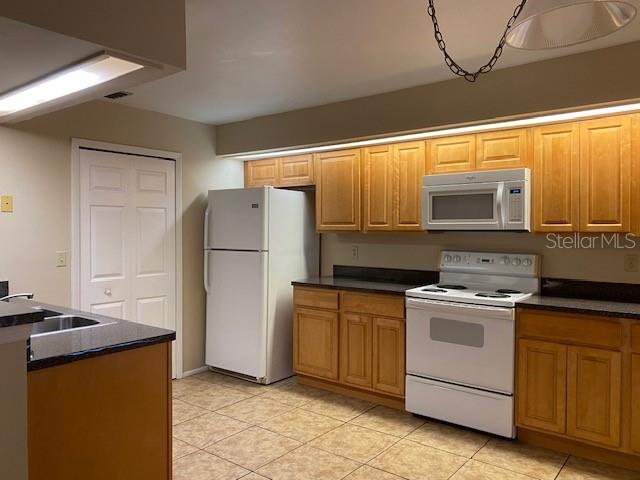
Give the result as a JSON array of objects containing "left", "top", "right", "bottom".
[
  {"left": 437, "top": 284, "right": 467, "bottom": 290},
  {"left": 475, "top": 292, "right": 510, "bottom": 298},
  {"left": 421, "top": 288, "right": 447, "bottom": 293},
  {"left": 496, "top": 289, "right": 522, "bottom": 294}
]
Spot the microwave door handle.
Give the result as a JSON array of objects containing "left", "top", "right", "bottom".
[{"left": 496, "top": 183, "right": 506, "bottom": 228}]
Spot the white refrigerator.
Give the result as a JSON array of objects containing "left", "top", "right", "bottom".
[{"left": 204, "top": 187, "right": 318, "bottom": 383}]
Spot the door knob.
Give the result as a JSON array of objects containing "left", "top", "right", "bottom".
[{"left": 104, "top": 288, "right": 112, "bottom": 296}]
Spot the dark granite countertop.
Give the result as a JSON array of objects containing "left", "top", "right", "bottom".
[
  {"left": 517, "top": 295, "right": 640, "bottom": 320},
  {"left": 7, "top": 299, "right": 175, "bottom": 371},
  {"left": 0, "top": 302, "right": 44, "bottom": 328},
  {"left": 292, "top": 276, "right": 420, "bottom": 296}
]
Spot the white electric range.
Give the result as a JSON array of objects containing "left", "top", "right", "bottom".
[{"left": 405, "top": 250, "right": 540, "bottom": 438}]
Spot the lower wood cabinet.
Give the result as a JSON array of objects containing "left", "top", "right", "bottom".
[
  {"left": 293, "top": 307, "right": 339, "bottom": 380},
  {"left": 516, "top": 309, "right": 634, "bottom": 459},
  {"left": 566, "top": 346, "right": 621, "bottom": 447},
  {"left": 517, "top": 339, "right": 567, "bottom": 434},
  {"left": 372, "top": 316, "right": 405, "bottom": 396},
  {"left": 340, "top": 313, "right": 373, "bottom": 388},
  {"left": 632, "top": 354, "right": 640, "bottom": 454},
  {"left": 293, "top": 286, "right": 405, "bottom": 401}
]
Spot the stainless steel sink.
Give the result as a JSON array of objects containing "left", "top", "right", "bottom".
[{"left": 31, "top": 315, "right": 100, "bottom": 336}]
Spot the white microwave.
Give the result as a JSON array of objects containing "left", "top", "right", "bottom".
[{"left": 422, "top": 168, "right": 530, "bottom": 231}]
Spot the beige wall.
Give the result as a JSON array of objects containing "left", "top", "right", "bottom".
[
  {"left": 322, "top": 233, "right": 640, "bottom": 284},
  {"left": 0, "top": 100, "right": 243, "bottom": 372},
  {"left": 216, "top": 41, "right": 640, "bottom": 155}
]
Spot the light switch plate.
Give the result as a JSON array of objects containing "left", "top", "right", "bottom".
[
  {"left": 56, "top": 251, "right": 67, "bottom": 268},
  {"left": 1, "top": 195, "right": 13, "bottom": 212}
]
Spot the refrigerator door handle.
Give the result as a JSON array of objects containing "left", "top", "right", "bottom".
[
  {"left": 204, "top": 250, "right": 210, "bottom": 294},
  {"left": 204, "top": 206, "right": 210, "bottom": 248}
]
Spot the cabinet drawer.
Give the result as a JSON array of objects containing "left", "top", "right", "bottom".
[
  {"left": 518, "top": 310, "right": 623, "bottom": 349},
  {"left": 294, "top": 287, "right": 339, "bottom": 310},
  {"left": 342, "top": 292, "right": 404, "bottom": 319},
  {"left": 632, "top": 324, "right": 640, "bottom": 353}
]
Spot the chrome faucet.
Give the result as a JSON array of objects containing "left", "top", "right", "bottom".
[{"left": 0, "top": 293, "right": 34, "bottom": 302}]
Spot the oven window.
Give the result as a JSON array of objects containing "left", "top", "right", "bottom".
[
  {"left": 431, "top": 193, "right": 494, "bottom": 220},
  {"left": 430, "top": 317, "right": 485, "bottom": 348}
]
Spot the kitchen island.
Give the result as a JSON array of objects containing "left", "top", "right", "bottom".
[{"left": 10, "top": 299, "right": 175, "bottom": 480}]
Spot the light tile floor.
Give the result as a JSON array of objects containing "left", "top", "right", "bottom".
[{"left": 172, "top": 373, "right": 640, "bottom": 480}]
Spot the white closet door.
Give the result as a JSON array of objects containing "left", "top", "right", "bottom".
[{"left": 79, "top": 149, "right": 176, "bottom": 335}]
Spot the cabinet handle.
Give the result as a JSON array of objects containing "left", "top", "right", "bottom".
[{"left": 104, "top": 288, "right": 112, "bottom": 296}]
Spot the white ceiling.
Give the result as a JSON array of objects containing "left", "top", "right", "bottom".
[{"left": 116, "top": 0, "right": 640, "bottom": 125}]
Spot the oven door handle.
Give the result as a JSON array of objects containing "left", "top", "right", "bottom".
[{"left": 406, "top": 297, "right": 514, "bottom": 318}]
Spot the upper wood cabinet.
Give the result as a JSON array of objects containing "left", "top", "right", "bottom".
[
  {"left": 362, "top": 141, "right": 424, "bottom": 232},
  {"left": 278, "top": 154, "right": 314, "bottom": 186},
  {"left": 393, "top": 141, "right": 425, "bottom": 231},
  {"left": 566, "top": 346, "right": 622, "bottom": 448},
  {"left": 476, "top": 128, "right": 529, "bottom": 170},
  {"left": 244, "top": 158, "right": 278, "bottom": 187},
  {"left": 363, "top": 145, "right": 393, "bottom": 231},
  {"left": 315, "top": 149, "right": 361, "bottom": 231},
  {"left": 340, "top": 313, "right": 373, "bottom": 388},
  {"left": 517, "top": 339, "right": 567, "bottom": 434},
  {"left": 579, "top": 116, "right": 632, "bottom": 232},
  {"left": 631, "top": 354, "right": 640, "bottom": 454},
  {"left": 293, "top": 307, "right": 339, "bottom": 380},
  {"left": 426, "top": 135, "right": 475, "bottom": 174},
  {"left": 532, "top": 123, "right": 580, "bottom": 232},
  {"left": 244, "top": 155, "right": 314, "bottom": 188}
]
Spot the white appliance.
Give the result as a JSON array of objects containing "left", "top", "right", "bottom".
[
  {"left": 422, "top": 168, "right": 530, "bottom": 231},
  {"left": 204, "top": 187, "right": 318, "bottom": 384},
  {"left": 405, "top": 250, "right": 540, "bottom": 438}
]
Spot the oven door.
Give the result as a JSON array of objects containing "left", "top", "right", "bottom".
[
  {"left": 422, "top": 182, "right": 505, "bottom": 230},
  {"left": 406, "top": 297, "right": 515, "bottom": 394}
]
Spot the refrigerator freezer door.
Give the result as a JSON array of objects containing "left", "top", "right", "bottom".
[
  {"left": 206, "top": 188, "right": 268, "bottom": 251},
  {"left": 205, "top": 250, "right": 268, "bottom": 379}
]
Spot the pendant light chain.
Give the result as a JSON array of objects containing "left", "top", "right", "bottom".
[{"left": 426, "top": 0, "right": 528, "bottom": 82}]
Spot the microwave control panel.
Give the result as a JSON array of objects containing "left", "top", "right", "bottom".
[{"left": 508, "top": 187, "right": 523, "bottom": 222}]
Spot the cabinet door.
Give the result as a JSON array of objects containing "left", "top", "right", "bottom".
[
  {"left": 372, "top": 317, "right": 405, "bottom": 396},
  {"left": 567, "top": 346, "right": 622, "bottom": 447},
  {"left": 476, "top": 128, "right": 529, "bottom": 170},
  {"left": 244, "top": 159, "right": 279, "bottom": 187},
  {"left": 393, "top": 141, "right": 425, "bottom": 231},
  {"left": 278, "top": 154, "right": 314, "bottom": 187},
  {"left": 426, "top": 135, "right": 475, "bottom": 173},
  {"left": 631, "top": 354, "right": 640, "bottom": 454},
  {"left": 363, "top": 146, "right": 393, "bottom": 231},
  {"left": 517, "top": 340, "right": 567, "bottom": 434},
  {"left": 315, "top": 149, "right": 361, "bottom": 231},
  {"left": 533, "top": 123, "right": 580, "bottom": 232},
  {"left": 579, "top": 116, "right": 631, "bottom": 232},
  {"left": 293, "top": 307, "right": 339, "bottom": 380},
  {"left": 340, "top": 313, "right": 372, "bottom": 388}
]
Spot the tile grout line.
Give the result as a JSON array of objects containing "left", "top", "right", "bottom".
[{"left": 553, "top": 454, "right": 571, "bottom": 480}]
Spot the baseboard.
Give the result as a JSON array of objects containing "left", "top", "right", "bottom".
[
  {"left": 298, "top": 375, "right": 405, "bottom": 410},
  {"left": 518, "top": 428, "right": 640, "bottom": 472},
  {"left": 181, "top": 365, "right": 209, "bottom": 378}
]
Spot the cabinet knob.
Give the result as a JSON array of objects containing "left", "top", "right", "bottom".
[{"left": 104, "top": 288, "right": 112, "bottom": 296}]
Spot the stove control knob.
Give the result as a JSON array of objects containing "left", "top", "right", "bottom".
[
  {"left": 443, "top": 254, "right": 452, "bottom": 263},
  {"left": 512, "top": 257, "right": 522, "bottom": 266},
  {"left": 453, "top": 255, "right": 461, "bottom": 263},
  {"left": 523, "top": 258, "right": 533, "bottom": 267},
  {"left": 500, "top": 256, "right": 510, "bottom": 265}
]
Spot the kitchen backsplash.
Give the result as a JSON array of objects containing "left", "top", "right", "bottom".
[{"left": 321, "top": 232, "right": 640, "bottom": 284}]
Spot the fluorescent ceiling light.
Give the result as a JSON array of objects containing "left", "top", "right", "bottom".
[
  {"left": 233, "top": 101, "right": 640, "bottom": 160},
  {"left": 0, "top": 54, "right": 143, "bottom": 117}
]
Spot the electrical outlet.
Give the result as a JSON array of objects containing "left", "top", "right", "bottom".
[
  {"left": 1, "top": 195, "right": 13, "bottom": 213},
  {"left": 624, "top": 254, "right": 639, "bottom": 273},
  {"left": 351, "top": 245, "right": 359, "bottom": 260},
  {"left": 56, "top": 251, "right": 67, "bottom": 268}
]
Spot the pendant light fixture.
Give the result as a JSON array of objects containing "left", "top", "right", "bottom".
[
  {"left": 506, "top": 0, "right": 637, "bottom": 49},
  {"left": 427, "top": 0, "right": 637, "bottom": 83}
]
